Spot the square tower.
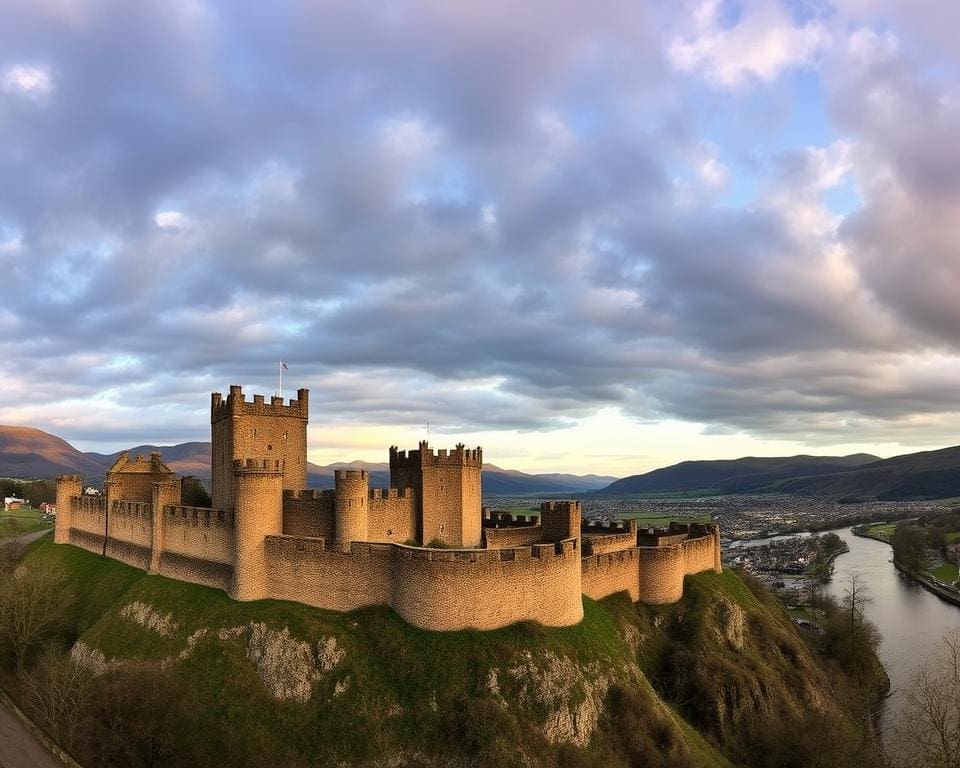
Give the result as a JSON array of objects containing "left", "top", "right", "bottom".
[
  {"left": 211, "top": 385, "right": 309, "bottom": 511},
  {"left": 389, "top": 441, "right": 482, "bottom": 547}
]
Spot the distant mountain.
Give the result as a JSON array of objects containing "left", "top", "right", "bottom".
[
  {"left": 0, "top": 428, "right": 616, "bottom": 495},
  {"left": 0, "top": 426, "right": 106, "bottom": 478},
  {"left": 600, "top": 454, "right": 881, "bottom": 496},
  {"left": 87, "top": 442, "right": 215, "bottom": 478},
  {"left": 769, "top": 445, "right": 960, "bottom": 500}
]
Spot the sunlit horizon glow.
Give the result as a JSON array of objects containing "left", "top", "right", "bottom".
[{"left": 2, "top": 1, "right": 960, "bottom": 477}]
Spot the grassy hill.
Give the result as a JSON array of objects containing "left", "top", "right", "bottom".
[
  {"left": 0, "top": 537, "right": 883, "bottom": 768},
  {"left": 600, "top": 454, "right": 879, "bottom": 496}
]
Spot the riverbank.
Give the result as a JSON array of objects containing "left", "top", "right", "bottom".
[{"left": 850, "top": 526, "right": 960, "bottom": 609}]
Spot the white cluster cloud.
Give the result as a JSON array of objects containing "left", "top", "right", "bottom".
[
  {"left": 668, "top": 0, "right": 829, "bottom": 88},
  {"left": 1, "top": 64, "right": 53, "bottom": 99},
  {"left": 0, "top": 0, "right": 959, "bottom": 462}
]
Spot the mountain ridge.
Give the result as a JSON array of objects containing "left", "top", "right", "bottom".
[{"left": 0, "top": 426, "right": 617, "bottom": 494}]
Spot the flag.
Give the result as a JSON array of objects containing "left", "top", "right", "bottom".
[{"left": 281, "top": 361, "right": 288, "bottom": 371}]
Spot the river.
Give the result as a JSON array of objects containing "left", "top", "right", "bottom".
[
  {"left": 821, "top": 527, "right": 960, "bottom": 733},
  {"left": 739, "top": 527, "right": 960, "bottom": 733}
]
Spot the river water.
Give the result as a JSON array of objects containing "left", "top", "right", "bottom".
[
  {"left": 729, "top": 526, "right": 960, "bottom": 733},
  {"left": 821, "top": 528, "right": 960, "bottom": 732}
]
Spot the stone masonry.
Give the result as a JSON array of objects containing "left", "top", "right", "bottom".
[{"left": 54, "top": 386, "right": 721, "bottom": 631}]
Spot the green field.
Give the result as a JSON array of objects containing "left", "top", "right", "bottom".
[
  {"left": 928, "top": 562, "right": 959, "bottom": 584},
  {"left": 616, "top": 512, "right": 712, "bottom": 526},
  {"left": 0, "top": 506, "right": 53, "bottom": 538},
  {"left": 944, "top": 531, "right": 960, "bottom": 544},
  {"left": 864, "top": 522, "right": 896, "bottom": 541}
]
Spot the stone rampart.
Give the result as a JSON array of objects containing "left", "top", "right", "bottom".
[
  {"left": 682, "top": 532, "right": 719, "bottom": 575},
  {"left": 162, "top": 505, "right": 235, "bottom": 566},
  {"left": 367, "top": 488, "right": 416, "bottom": 543},
  {"left": 69, "top": 496, "right": 106, "bottom": 538},
  {"left": 482, "top": 525, "right": 544, "bottom": 548},
  {"left": 108, "top": 500, "right": 153, "bottom": 550},
  {"left": 582, "top": 527, "right": 637, "bottom": 557},
  {"left": 264, "top": 536, "right": 393, "bottom": 612},
  {"left": 637, "top": 545, "right": 685, "bottom": 604},
  {"left": 389, "top": 539, "right": 583, "bottom": 630},
  {"left": 157, "top": 551, "right": 233, "bottom": 591},
  {"left": 581, "top": 548, "right": 640, "bottom": 601},
  {"left": 282, "top": 489, "right": 335, "bottom": 538},
  {"left": 262, "top": 536, "right": 583, "bottom": 631}
]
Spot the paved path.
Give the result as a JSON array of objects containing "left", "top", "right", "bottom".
[
  {"left": 0, "top": 699, "right": 63, "bottom": 768},
  {"left": 0, "top": 529, "right": 53, "bottom": 550},
  {"left": 0, "top": 529, "right": 66, "bottom": 768}
]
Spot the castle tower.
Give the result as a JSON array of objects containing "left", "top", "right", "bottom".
[
  {"left": 231, "top": 459, "right": 284, "bottom": 601},
  {"left": 211, "top": 386, "right": 308, "bottom": 511},
  {"left": 103, "top": 451, "right": 177, "bottom": 511},
  {"left": 55, "top": 474, "right": 83, "bottom": 544},
  {"left": 540, "top": 500, "right": 582, "bottom": 543},
  {"left": 389, "top": 441, "right": 483, "bottom": 547},
  {"left": 334, "top": 469, "right": 369, "bottom": 545}
]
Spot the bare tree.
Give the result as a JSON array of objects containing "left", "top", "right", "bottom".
[
  {"left": 889, "top": 630, "right": 960, "bottom": 768},
  {"left": 0, "top": 561, "right": 71, "bottom": 671},
  {"left": 20, "top": 643, "right": 92, "bottom": 750}
]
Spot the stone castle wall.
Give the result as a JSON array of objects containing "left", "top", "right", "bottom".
[
  {"left": 163, "top": 506, "right": 236, "bottom": 566},
  {"left": 581, "top": 548, "right": 641, "bottom": 602},
  {"left": 483, "top": 525, "right": 544, "bottom": 549},
  {"left": 282, "top": 490, "right": 335, "bottom": 538},
  {"left": 367, "top": 489, "right": 417, "bottom": 543},
  {"left": 264, "top": 536, "right": 583, "bottom": 630}
]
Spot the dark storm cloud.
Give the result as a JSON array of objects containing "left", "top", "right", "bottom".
[{"left": 2, "top": 0, "right": 960, "bottom": 450}]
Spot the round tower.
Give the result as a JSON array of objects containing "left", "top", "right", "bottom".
[
  {"left": 55, "top": 474, "right": 83, "bottom": 545},
  {"left": 334, "top": 469, "right": 369, "bottom": 546},
  {"left": 232, "top": 459, "right": 284, "bottom": 601}
]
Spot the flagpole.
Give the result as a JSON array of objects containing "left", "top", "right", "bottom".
[{"left": 278, "top": 360, "right": 282, "bottom": 399}]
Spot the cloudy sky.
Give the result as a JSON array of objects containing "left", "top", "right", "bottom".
[{"left": 2, "top": 0, "right": 959, "bottom": 475}]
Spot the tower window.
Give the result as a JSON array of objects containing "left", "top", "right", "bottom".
[{"left": 267, "top": 444, "right": 273, "bottom": 451}]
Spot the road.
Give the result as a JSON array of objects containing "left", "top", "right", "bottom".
[
  {"left": 0, "top": 701, "right": 64, "bottom": 768},
  {"left": 0, "top": 528, "right": 53, "bottom": 550},
  {"left": 0, "top": 529, "right": 67, "bottom": 767}
]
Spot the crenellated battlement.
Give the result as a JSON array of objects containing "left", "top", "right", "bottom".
[
  {"left": 369, "top": 487, "right": 412, "bottom": 500},
  {"left": 113, "top": 500, "right": 152, "bottom": 518},
  {"left": 283, "top": 489, "right": 335, "bottom": 501},
  {"left": 334, "top": 469, "right": 368, "bottom": 481},
  {"left": 165, "top": 505, "right": 236, "bottom": 528},
  {"left": 54, "top": 385, "right": 719, "bottom": 632},
  {"left": 232, "top": 458, "right": 284, "bottom": 473},
  {"left": 389, "top": 441, "right": 483, "bottom": 468},
  {"left": 71, "top": 496, "right": 106, "bottom": 513},
  {"left": 211, "top": 385, "right": 308, "bottom": 423}
]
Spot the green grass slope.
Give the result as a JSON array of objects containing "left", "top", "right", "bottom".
[{"left": 10, "top": 539, "right": 881, "bottom": 768}]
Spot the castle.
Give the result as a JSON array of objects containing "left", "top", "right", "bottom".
[{"left": 55, "top": 386, "right": 721, "bottom": 631}]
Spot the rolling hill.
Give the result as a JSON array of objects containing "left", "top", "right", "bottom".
[
  {"left": 769, "top": 445, "right": 960, "bottom": 500},
  {"left": 0, "top": 427, "right": 617, "bottom": 494},
  {"left": 600, "top": 454, "right": 880, "bottom": 496},
  {"left": 0, "top": 425, "right": 106, "bottom": 478}
]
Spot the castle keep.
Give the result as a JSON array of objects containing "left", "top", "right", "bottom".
[{"left": 55, "top": 386, "right": 721, "bottom": 631}]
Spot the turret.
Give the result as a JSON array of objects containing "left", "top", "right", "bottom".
[
  {"left": 231, "top": 459, "right": 284, "bottom": 601},
  {"left": 55, "top": 475, "right": 83, "bottom": 544},
  {"left": 389, "top": 441, "right": 483, "bottom": 547},
  {"left": 210, "top": 386, "right": 309, "bottom": 511},
  {"left": 334, "top": 470, "right": 369, "bottom": 546}
]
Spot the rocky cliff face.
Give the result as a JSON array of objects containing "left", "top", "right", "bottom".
[{"left": 9, "top": 538, "right": 883, "bottom": 768}]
